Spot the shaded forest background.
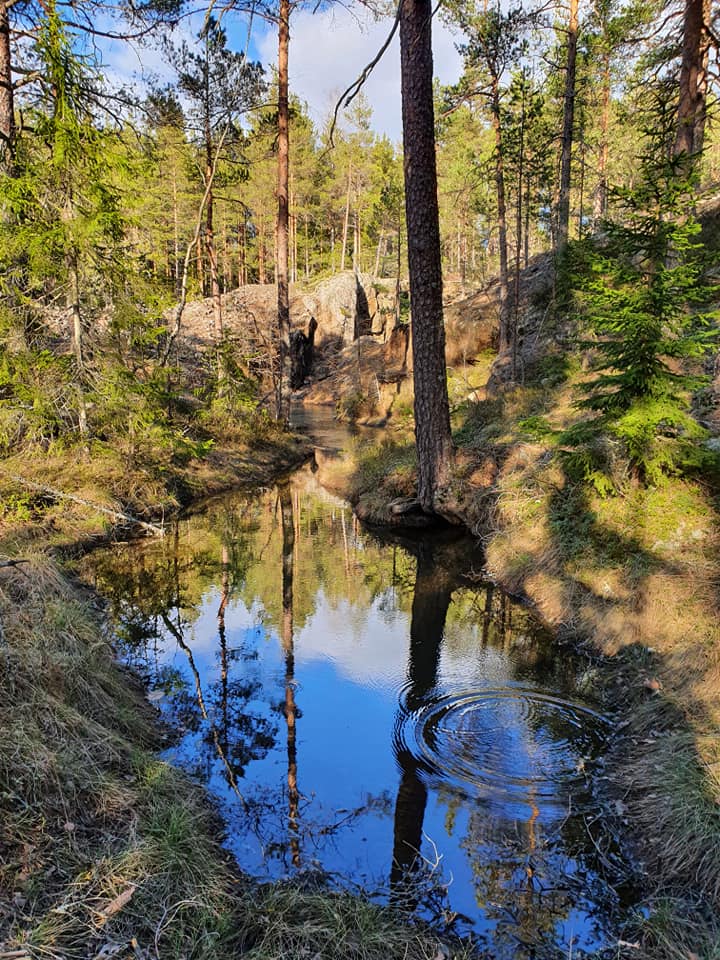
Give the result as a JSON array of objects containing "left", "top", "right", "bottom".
[{"left": 0, "top": 0, "right": 718, "bottom": 476}]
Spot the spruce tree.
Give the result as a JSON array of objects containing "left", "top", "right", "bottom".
[{"left": 566, "top": 119, "right": 718, "bottom": 486}]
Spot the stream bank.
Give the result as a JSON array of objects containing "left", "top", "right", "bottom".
[
  {"left": 0, "top": 422, "right": 477, "bottom": 960},
  {"left": 82, "top": 452, "right": 638, "bottom": 958},
  {"left": 312, "top": 369, "right": 720, "bottom": 960}
]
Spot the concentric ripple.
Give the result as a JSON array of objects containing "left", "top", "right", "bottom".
[{"left": 398, "top": 684, "right": 610, "bottom": 812}]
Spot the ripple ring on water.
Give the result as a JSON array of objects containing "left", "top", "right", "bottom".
[{"left": 400, "top": 686, "right": 610, "bottom": 806}]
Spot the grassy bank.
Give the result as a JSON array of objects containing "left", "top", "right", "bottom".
[
  {"left": 334, "top": 361, "right": 720, "bottom": 959},
  {"left": 0, "top": 413, "right": 311, "bottom": 553}
]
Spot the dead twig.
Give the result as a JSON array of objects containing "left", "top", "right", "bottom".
[{"left": 5, "top": 475, "right": 165, "bottom": 537}]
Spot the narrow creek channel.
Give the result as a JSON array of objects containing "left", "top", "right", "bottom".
[{"left": 82, "top": 409, "right": 635, "bottom": 958}]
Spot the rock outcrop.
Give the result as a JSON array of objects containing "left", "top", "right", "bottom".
[{"left": 172, "top": 273, "right": 399, "bottom": 353}]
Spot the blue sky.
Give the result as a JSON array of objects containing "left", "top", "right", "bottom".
[{"left": 101, "top": 2, "right": 463, "bottom": 140}]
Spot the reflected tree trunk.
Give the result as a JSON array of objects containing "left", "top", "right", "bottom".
[
  {"left": 280, "top": 484, "right": 300, "bottom": 866},
  {"left": 218, "top": 542, "right": 230, "bottom": 751},
  {"left": 391, "top": 543, "right": 453, "bottom": 897},
  {"left": 161, "top": 609, "right": 248, "bottom": 811},
  {"left": 481, "top": 583, "right": 494, "bottom": 647}
]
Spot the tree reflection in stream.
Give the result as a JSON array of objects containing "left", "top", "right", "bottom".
[
  {"left": 280, "top": 483, "right": 300, "bottom": 866},
  {"left": 391, "top": 539, "right": 453, "bottom": 900},
  {"left": 82, "top": 464, "right": 635, "bottom": 957}
]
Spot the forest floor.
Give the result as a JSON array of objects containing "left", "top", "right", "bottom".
[
  {"left": 318, "top": 353, "right": 720, "bottom": 960},
  {"left": 0, "top": 423, "right": 476, "bottom": 960}
]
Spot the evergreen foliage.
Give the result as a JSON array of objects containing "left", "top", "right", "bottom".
[{"left": 564, "top": 124, "right": 718, "bottom": 487}]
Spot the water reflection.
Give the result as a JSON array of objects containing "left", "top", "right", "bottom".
[
  {"left": 82, "top": 464, "right": 632, "bottom": 957},
  {"left": 280, "top": 484, "right": 300, "bottom": 866}
]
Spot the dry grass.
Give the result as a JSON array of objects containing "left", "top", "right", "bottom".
[
  {"left": 0, "top": 424, "right": 311, "bottom": 554},
  {"left": 459, "top": 380, "right": 720, "bottom": 959}
]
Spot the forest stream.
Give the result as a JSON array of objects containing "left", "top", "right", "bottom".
[{"left": 80, "top": 409, "right": 638, "bottom": 959}]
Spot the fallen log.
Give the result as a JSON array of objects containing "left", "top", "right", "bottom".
[
  {"left": 0, "top": 559, "right": 29, "bottom": 570},
  {"left": 5, "top": 475, "right": 165, "bottom": 537}
]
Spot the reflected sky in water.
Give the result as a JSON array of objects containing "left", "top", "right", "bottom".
[{"left": 84, "top": 452, "right": 633, "bottom": 958}]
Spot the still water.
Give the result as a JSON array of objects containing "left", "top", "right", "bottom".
[{"left": 85, "top": 422, "right": 631, "bottom": 958}]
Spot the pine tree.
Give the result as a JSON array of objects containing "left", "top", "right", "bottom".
[{"left": 566, "top": 120, "right": 718, "bottom": 486}]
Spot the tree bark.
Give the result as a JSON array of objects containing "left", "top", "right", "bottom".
[
  {"left": 276, "top": 0, "right": 291, "bottom": 419},
  {"left": 205, "top": 161, "right": 223, "bottom": 340},
  {"left": 0, "top": 0, "right": 14, "bottom": 177},
  {"left": 674, "top": 0, "right": 711, "bottom": 157},
  {"left": 259, "top": 207, "right": 267, "bottom": 283},
  {"left": 556, "top": 0, "right": 579, "bottom": 249},
  {"left": 374, "top": 230, "right": 384, "bottom": 277},
  {"left": 593, "top": 53, "right": 611, "bottom": 223},
  {"left": 491, "top": 74, "right": 510, "bottom": 353},
  {"left": 400, "top": 0, "right": 453, "bottom": 513},
  {"left": 202, "top": 34, "right": 222, "bottom": 348},
  {"left": 513, "top": 77, "right": 526, "bottom": 380},
  {"left": 340, "top": 163, "right": 352, "bottom": 271}
]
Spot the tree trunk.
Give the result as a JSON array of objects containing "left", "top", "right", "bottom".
[
  {"left": 259, "top": 208, "right": 267, "bottom": 284},
  {"left": 205, "top": 169, "right": 222, "bottom": 339},
  {"left": 400, "top": 0, "right": 453, "bottom": 513},
  {"left": 196, "top": 234, "right": 205, "bottom": 293},
  {"left": 524, "top": 168, "right": 531, "bottom": 267},
  {"left": 276, "top": 0, "right": 291, "bottom": 419},
  {"left": 556, "top": 0, "right": 579, "bottom": 249},
  {"left": 304, "top": 213, "right": 309, "bottom": 279},
  {"left": 491, "top": 75, "right": 510, "bottom": 353},
  {"left": 240, "top": 212, "right": 247, "bottom": 285},
  {"left": 0, "top": 0, "right": 14, "bottom": 177},
  {"left": 374, "top": 230, "right": 384, "bottom": 277},
  {"left": 513, "top": 78, "right": 526, "bottom": 381},
  {"left": 593, "top": 53, "right": 611, "bottom": 223},
  {"left": 353, "top": 208, "right": 360, "bottom": 271},
  {"left": 340, "top": 164, "right": 352, "bottom": 271},
  {"left": 67, "top": 247, "right": 88, "bottom": 437},
  {"left": 171, "top": 166, "right": 181, "bottom": 295},
  {"left": 674, "top": 0, "right": 711, "bottom": 157}
]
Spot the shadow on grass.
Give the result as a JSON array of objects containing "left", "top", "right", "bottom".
[{"left": 538, "top": 465, "right": 720, "bottom": 959}]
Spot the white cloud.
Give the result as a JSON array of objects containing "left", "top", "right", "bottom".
[
  {"left": 94, "top": 2, "right": 462, "bottom": 139},
  {"left": 256, "top": 3, "right": 463, "bottom": 141}
]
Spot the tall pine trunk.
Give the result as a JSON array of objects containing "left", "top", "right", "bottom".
[
  {"left": 674, "top": 0, "right": 711, "bottom": 157},
  {"left": 491, "top": 74, "right": 510, "bottom": 353},
  {"left": 205, "top": 161, "right": 222, "bottom": 341},
  {"left": 0, "top": 0, "right": 14, "bottom": 177},
  {"left": 340, "top": 164, "right": 351, "bottom": 271},
  {"left": 556, "top": 0, "right": 579, "bottom": 249},
  {"left": 400, "top": 0, "right": 453, "bottom": 513},
  {"left": 67, "top": 246, "right": 88, "bottom": 437},
  {"left": 202, "top": 34, "right": 222, "bottom": 349},
  {"left": 275, "top": 0, "right": 290, "bottom": 419},
  {"left": 593, "top": 53, "right": 610, "bottom": 223}
]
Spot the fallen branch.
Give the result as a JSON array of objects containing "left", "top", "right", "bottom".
[
  {"left": 0, "top": 559, "right": 29, "bottom": 569},
  {"left": 5, "top": 475, "right": 165, "bottom": 537}
]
